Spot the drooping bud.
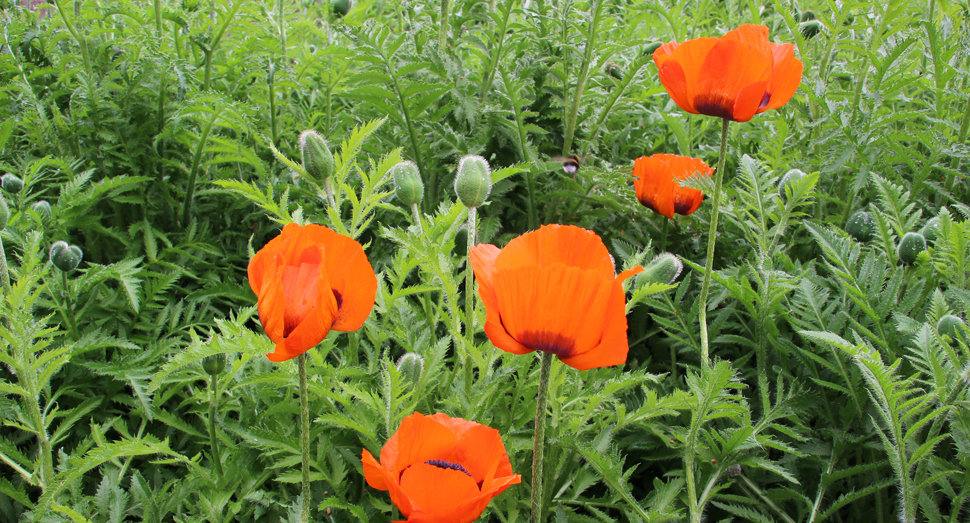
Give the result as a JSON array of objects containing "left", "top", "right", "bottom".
[
  {"left": 2, "top": 173, "right": 23, "bottom": 194},
  {"left": 897, "top": 232, "right": 926, "bottom": 265},
  {"left": 605, "top": 62, "right": 623, "bottom": 80},
  {"left": 332, "top": 0, "right": 351, "bottom": 17},
  {"left": 639, "top": 253, "right": 683, "bottom": 285},
  {"left": 0, "top": 195, "right": 8, "bottom": 230},
  {"left": 922, "top": 217, "right": 941, "bottom": 243},
  {"left": 202, "top": 354, "right": 227, "bottom": 375},
  {"left": 845, "top": 211, "right": 875, "bottom": 243},
  {"left": 298, "top": 130, "right": 335, "bottom": 185},
  {"left": 396, "top": 353, "right": 424, "bottom": 384},
  {"left": 391, "top": 161, "right": 424, "bottom": 207},
  {"left": 799, "top": 20, "right": 823, "bottom": 39},
  {"left": 31, "top": 200, "right": 52, "bottom": 220},
  {"left": 778, "top": 168, "right": 805, "bottom": 203},
  {"left": 937, "top": 315, "right": 967, "bottom": 340},
  {"left": 454, "top": 155, "right": 491, "bottom": 208},
  {"left": 50, "top": 241, "right": 84, "bottom": 272}
]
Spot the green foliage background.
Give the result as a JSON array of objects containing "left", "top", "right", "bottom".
[{"left": 1, "top": 0, "right": 969, "bottom": 521}]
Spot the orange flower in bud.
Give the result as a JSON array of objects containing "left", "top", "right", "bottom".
[
  {"left": 653, "top": 24, "right": 803, "bottom": 122},
  {"left": 470, "top": 224, "right": 643, "bottom": 370},
  {"left": 247, "top": 223, "right": 377, "bottom": 361},
  {"left": 362, "top": 412, "right": 521, "bottom": 523},
  {"left": 633, "top": 154, "right": 713, "bottom": 219}
]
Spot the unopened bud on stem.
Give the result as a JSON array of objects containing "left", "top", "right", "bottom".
[{"left": 454, "top": 155, "right": 491, "bottom": 208}]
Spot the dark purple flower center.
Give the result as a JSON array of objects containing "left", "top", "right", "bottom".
[
  {"left": 517, "top": 330, "right": 576, "bottom": 357},
  {"left": 425, "top": 459, "right": 472, "bottom": 477}
]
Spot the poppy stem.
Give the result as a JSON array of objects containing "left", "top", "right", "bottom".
[
  {"left": 298, "top": 353, "right": 312, "bottom": 523},
  {"left": 409, "top": 203, "right": 425, "bottom": 234},
  {"left": 463, "top": 207, "right": 478, "bottom": 391},
  {"left": 530, "top": 352, "right": 553, "bottom": 523},
  {"left": 208, "top": 372, "right": 224, "bottom": 480},
  {"left": 697, "top": 118, "right": 730, "bottom": 368}
]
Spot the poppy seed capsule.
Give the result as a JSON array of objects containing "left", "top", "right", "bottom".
[
  {"left": 922, "top": 217, "right": 941, "bottom": 243},
  {"left": 799, "top": 20, "right": 823, "bottom": 39},
  {"left": 332, "top": 0, "right": 351, "bottom": 17},
  {"left": 391, "top": 161, "right": 424, "bottom": 207},
  {"left": 50, "top": 241, "right": 84, "bottom": 272},
  {"left": 937, "top": 315, "right": 967, "bottom": 340},
  {"left": 845, "top": 211, "right": 875, "bottom": 243},
  {"left": 2, "top": 173, "right": 23, "bottom": 194},
  {"left": 31, "top": 200, "right": 52, "bottom": 220},
  {"left": 639, "top": 253, "right": 683, "bottom": 285},
  {"left": 396, "top": 353, "right": 424, "bottom": 384},
  {"left": 299, "top": 130, "right": 335, "bottom": 185},
  {"left": 454, "top": 155, "right": 491, "bottom": 208},
  {"left": 897, "top": 232, "right": 927, "bottom": 265},
  {"left": 778, "top": 168, "right": 805, "bottom": 203},
  {"left": 202, "top": 354, "right": 226, "bottom": 375}
]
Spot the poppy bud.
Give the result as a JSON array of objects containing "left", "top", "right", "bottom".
[
  {"left": 799, "top": 20, "right": 823, "bottom": 39},
  {"left": 50, "top": 241, "right": 84, "bottom": 272},
  {"left": 922, "top": 217, "right": 941, "bottom": 243},
  {"left": 396, "top": 353, "right": 424, "bottom": 384},
  {"left": 937, "top": 315, "right": 967, "bottom": 340},
  {"left": 0, "top": 196, "right": 8, "bottom": 230},
  {"left": 31, "top": 200, "right": 52, "bottom": 220},
  {"left": 308, "top": 44, "right": 317, "bottom": 54},
  {"left": 845, "top": 211, "right": 875, "bottom": 243},
  {"left": 332, "top": 0, "right": 351, "bottom": 17},
  {"left": 778, "top": 168, "right": 805, "bottom": 203},
  {"left": 606, "top": 62, "right": 623, "bottom": 80},
  {"left": 2, "top": 173, "right": 23, "bottom": 194},
  {"left": 391, "top": 161, "right": 424, "bottom": 207},
  {"left": 897, "top": 232, "right": 926, "bottom": 265},
  {"left": 639, "top": 253, "right": 683, "bottom": 285},
  {"left": 642, "top": 42, "right": 662, "bottom": 56},
  {"left": 299, "top": 130, "right": 335, "bottom": 185},
  {"left": 454, "top": 155, "right": 491, "bottom": 208},
  {"left": 726, "top": 464, "right": 742, "bottom": 477},
  {"left": 202, "top": 354, "right": 226, "bottom": 375},
  {"left": 798, "top": 10, "right": 816, "bottom": 22}
]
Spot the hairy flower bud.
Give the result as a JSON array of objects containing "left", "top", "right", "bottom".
[
  {"left": 0, "top": 195, "right": 8, "bottom": 230},
  {"left": 897, "top": 232, "right": 926, "bottom": 265},
  {"left": 2, "top": 173, "right": 23, "bottom": 194},
  {"left": 332, "top": 0, "right": 351, "bottom": 17},
  {"left": 605, "top": 62, "right": 623, "bottom": 80},
  {"left": 50, "top": 241, "right": 84, "bottom": 272},
  {"left": 454, "top": 155, "right": 491, "bottom": 208},
  {"left": 845, "top": 211, "right": 875, "bottom": 243},
  {"left": 922, "top": 217, "right": 941, "bottom": 243},
  {"left": 937, "top": 315, "right": 967, "bottom": 340},
  {"left": 778, "top": 168, "right": 805, "bottom": 203},
  {"left": 639, "top": 253, "right": 683, "bottom": 285},
  {"left": 299, "top": 130, "right": 335, "bottom": 185},
  {"left": 202, "top": 354, "right": 227, "bottom": 375},
  {"left": 396, "top": 353, "right": 424, "bottom": 384},
  {"left": 31, "top": 200, "right": 52, "bottom": 220},
  {"left": 391, "top": 161, "right": 424, "bottom": 207},
  {"left": 799, "top": 20, "right": 823, "bottom": 39}
]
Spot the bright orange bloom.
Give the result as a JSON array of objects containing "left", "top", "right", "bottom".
[
  {"left": 361, "top": 412, "right": 521, "bottom": 523},
  {"left": 470, "top": 225, "right": 643, "bottom": 371},
  {"left": 633, "top": 154, "right": 714, "bottom": 219},
  {"left": 247, "top": 223, "right": 377, "bottom": 362},
  {"left": 653, "top": 24, "right": 803, "bottom": 122}
]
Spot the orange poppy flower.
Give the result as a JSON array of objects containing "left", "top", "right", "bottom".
[
  {"left": 361, "top": 412, "right": 521, "bottom": 523},
  {"left": 247, "top": 223, "right": 377, "bottom": 362},
  {"left": 633, "top": 154, "right": 713, "bottom": 219},
  {"left": 653, "top": 24, "right": 803, "bottom": 122},
  {"left": 469, "top": 224, "right": 643, "bottom": 371}
]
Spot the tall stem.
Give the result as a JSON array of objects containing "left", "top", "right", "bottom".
[
  {"left": 298, "top": 353, "right": 311, "bottom": 523},
  {"left": 561, "top": 0, "right": 602, "bottom": 155},
  {"left": 61, "top": 271, "right": 81, "bottom": 341},
  {"left": 698, "top": 118, "right": 730, "bottom": 367},
  {"left": 463, "top": 207, "right": 478, "bottom": 393},
  {"left": 438, "top": 0, "right": 450, "bottom": 50},
  {"left": 208, "top": 373, "right": 224, "bottom": 480},
  {"left": 530, "top": 352, "right": 553, "bottom": 523},
  {"left": 409, "top": 203, "right": 425, "bottom": 234}
]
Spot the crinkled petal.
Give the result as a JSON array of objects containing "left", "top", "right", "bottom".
[{"left": 493, "top": 224, "right": 614, "bottom": 277}]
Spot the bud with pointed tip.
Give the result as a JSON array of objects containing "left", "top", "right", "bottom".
[
  {"left": 897, "top": 232, "right": 926, "bottom": 265},
  {"left": 31, "top": 200, "right": 52, "bottom": 220},
  {"left": 937, "top": 315, "right": 967, "bottom": 340},
  {"left": 639, "top": 253, "right": 683, "bottom": 285},
  {"left": 391, "top": 161, "right": 424, "bottom": 207},
  {"left": 299, "top": 130, "right": 335, "bottom": 185},
  {"left": 50, "top": 241, "right": 84, "bottom": 272},
  {"left": 202, "top": 354, "right": 226, "bottom": 375},
  {"left": 2, "top": 173, "right": 23, "bottom": 194},
  {"left": 454, "top": 155, "right": 491, "bottom": 208},
  {"left": 396, "top": 353, "right": 424, "bottom": 384}
]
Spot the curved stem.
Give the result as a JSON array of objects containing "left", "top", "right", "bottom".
[
  {"left": 698, "top": 118, "right": 730, "bottom": 367},
  {"left": 409, "top": 203, "right": 425, "bottom": 234},
  {"left": 530, "top": 352, "right": 553, "bottom": 523},
  {"left": 208, "top": 373, "right": 224, "bottom": 480},
  {"left": 299, "top": 353, "right": 311, "bottom": 523}
]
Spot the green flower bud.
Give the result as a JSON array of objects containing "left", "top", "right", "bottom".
[
  {"left": 778, "top": 168, "right": 805, "bottom": 203},
  {"left": 391, "top": 161, "right": 424, "bottom": 207},
  {"left": 332, "top": 0, "right": 351, "bottom": 17},
  {"left": 31, "top": 200, "right": 52, "bottom": 220},
  {"left": 937, "top": 315, "right": 967, "bottom": 340},
  {"left": 606, "top": 62, "right": 623, "bottom": 80},
  {"left": 2, "top": 173, "right": 23, "bottom": 194},
  {"left": 182, "top": 0, "right": 201, "bottom": 11},
  {"left": 299, "top": 130, "right": 335, "bottom": 185},
  {"left": 798, "top": 10, "right": 816, "bottom": 22},
  {"left": 0, "top": 195, "right": 8, "bottom": 230},
  {"left": 202, "top": 354, "right": 226, "bottom": 375},
  {"left": 639, "top": 253, "right": 683, "bottom": 285},
  {"left": 922, "top": 217, "right": 941, "bottom": 243},
  {"left": 454, "top": 155, "right": 491, "bottom": 208},
  {"left": 799, "top": 20, "right": 823, "bottom": 39},
  {"left": 642, "top": 42, "right": 662, "bottom": 56},
  {"left": 50, "top": 241, "right": 84, "bottom": 272},
  {"left": 897, "top": 232, "right": 926, "bottom": 265},
  {"left": 845, "top": 211, "right": 875, "bottom": 243},
  {"left": 397, "top": 353, "right": 424, "bottom": 384}
]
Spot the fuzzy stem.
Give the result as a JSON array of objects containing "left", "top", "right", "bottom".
[
  {"left": 438, "top": 0, "right": 450, "bottom": 50},
  {"left": 463, "top": 207, "right": 478, "bottom": 393},
  {"left": 61, "top": 271, "right": 81, "bottom": 341},
  {"left": 409, "top": 203, "right": 425, "bottom": 234},
  {"left": 299, "top": 353, "right": 311, "bottom": 523},
  {"left": 347, "top": 331, "right": 359, "bottom": 367},
  {"left": 698, "top": 118, "right": 730, "bottom": 367},
  {"left": 269, "top": 66, "right": 279, "bottom": 146},
  {"left": 208, "top": 373, "right": 224, "bottom": 480},
  {"left": 0, "top": 237, "right": 9, "bottom": 291},
  {"left": 562, "top": 0, "right": 602, "bottom": 155},
  {"left": 530, "top": 352, "right": 553, "bottom": 523},
  {"left": 322, "top": 178, "right": 337, "bottom": 209}
]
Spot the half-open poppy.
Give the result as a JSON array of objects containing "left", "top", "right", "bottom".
[
  {"left": 633, "top": 154, "right": 713, "bottom": 219},
  {"left": 653, "top": 24, "right": 803, "bottom": 122},
  {"left": 469, "top": 224, "right": 643, "bottom": 371},
  {"left": 248, "top": 223, "right": 377, "bottom": 362},
  {"left": 362, "top": 412, "right": 521, "bottom": 523}
]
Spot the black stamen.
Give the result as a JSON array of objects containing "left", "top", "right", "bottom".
[{"left": 425, "top": 459, "right": 472, "bottom": 477}]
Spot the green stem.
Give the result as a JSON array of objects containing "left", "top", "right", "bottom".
[
  {"left": 739, "top": 474, "right": 798, "bottom": 523},
  {"left": 698, "top": 118, "right": 730, "bottom": 367},
  {"left": 61, "top": 271, "right": 81, "bottom": 341},
  {"left": 0, "top": 237, "right": 9, "bottom": 291},
  {"left": 298, "top": 353, "right": 311, "bottom": 523},
  {"left": 463, "top": 207, "right": 477, "bottom": 394},
  {"left": 438, "top": 0, "right": 450, "bottom": 50},
  {"left": 409, "top": 203, "right": 425, "bottom": 234},
  {"left": 51, "top": 0, "right": 92, "bottom": 78},
  {"left": 322, "top": 178, "right": 337, "bottom": 209},
  {"left": 181, "top": 108, "right": 222, "bottom": 226},
  {"left": 562, "top": 0, "right": 602, "bottom": 155},
  {"left": 478, "top": 3, "right": 512, "bottom": 101},
  {"left": 530, "top": 352, "right": 553, "bottom": 523},
  {"left": 154, "top": 0, "right": 163, "bottom": 38},
  {"left": 278, "top": 0, "right": 287, "bottom": 64},
  {"left": 347, "top": 331, "right": 359, "bottom": 367},
  {"left": 269, "top": 64, "right": 279, "bottom": 146},
  {"left": 208, "top": 373, "right": 224, "bottom": 480}
]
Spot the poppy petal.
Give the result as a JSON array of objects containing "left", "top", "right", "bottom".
[
  {"left": 400, "top": 462, "right": 481, "bottom": 517},
  {"left": 559, "top": 280, "right": 631, "bottom": 371},
  {"left": 450, "top": 424, "right": 515, "bottom": 483},
  {"left": 633, "top": 156, "right": 677, "bottom": 219},
  {"left": 493, "top": 224, "right": 615, "bottom": 277},
  {"left": 658, "top": 37, "right": 719, "bottom": 115},
  {"left": 656, "top": 60, "right": 695, "bottom": 115},
  {"left": 695, "top": 39, "right": 772, "bottom": 121},
  {"left": 266, "top": 264, "right": 337, "bottom": 361},
  {"left": 470, "top": 244, "right": 502, "bottom": 325},
  {"left": 761, "top": 43, "right": 803, "bottom": 112},
  {"left": 362, "top": 449, "right": 416, "bottom": 517},
  {"left": 252, "top": 254, "right": 286, "bottom": 344},
  {"left": 302, "top": 224, "right": 378, "bottom": 331},
  {"left": 380, "top": 413, "right": 458, "bottom": 479}
]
